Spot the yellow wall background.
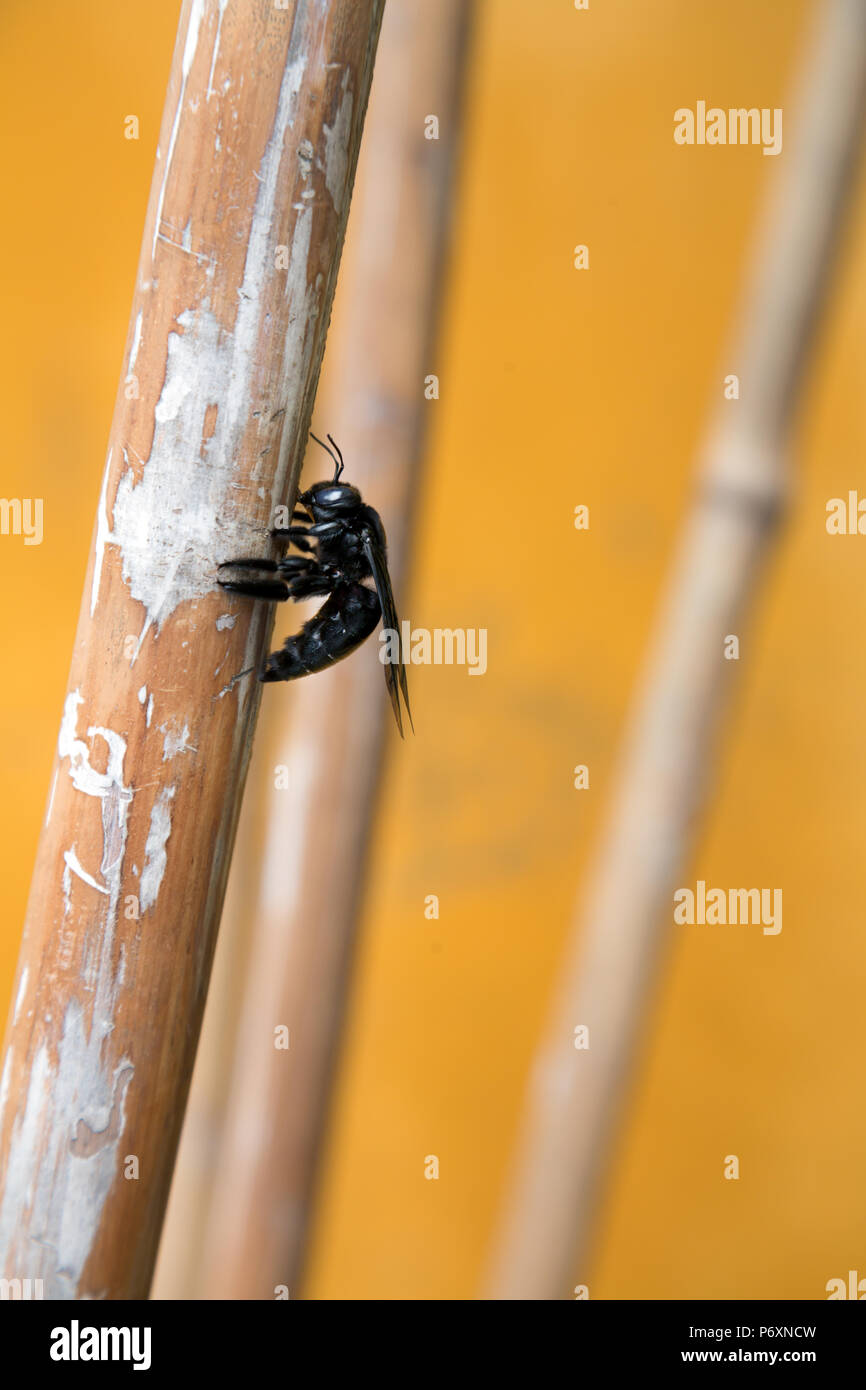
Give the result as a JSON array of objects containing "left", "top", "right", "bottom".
[{"left": 2, "top": 0, "right": 865, "bottom": 1299}]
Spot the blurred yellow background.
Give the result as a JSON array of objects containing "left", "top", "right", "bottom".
[{"left": 2, "top": 0, "right": 865, "bottom": 1299}]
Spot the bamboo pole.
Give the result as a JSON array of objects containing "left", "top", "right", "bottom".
[
  {"left": 145, "top": 727, "right": 270, "bottom": 1299},
  {"left": 486, "top": 0, "right": 866, "bottom": 1301},
  {"left": 158, "top": 0, "right": 470, "bottom": 1301},
  {"left": 0, "top": 0, "right": 383, "bottom": 1301}
]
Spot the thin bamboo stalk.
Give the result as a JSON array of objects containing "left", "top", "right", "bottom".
[
  {"left": 166, "top": 0, "right": 472, "bottom": 1301},
  {"left": 0, "top": 0, "right": 383, "bottom": 1300},
  {"left": 486, "top": 0, "right": 866, "bottom": 1301}
]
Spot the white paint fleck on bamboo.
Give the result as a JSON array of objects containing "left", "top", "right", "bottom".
[
  {"left": 0, "top": 693, "right": 135, "bottom": 1292},
  {"left": 206, "top": 0, "right": 229, "bottom": 102},
  {"left": 58, "top": 692, "right": 131, "bottom": 805},
  {"left": 90, "top": 448, "right": 113, "bottom": 618},
  {"left": 128, "top": 311, "right": 143, "bottom": 375},
  {"left": 140, "top": 786, "right": 177, "bottom": 914},
  {"left": 152, "top": 0, "right": 207, "bottom": 260},
  {"left": 323, "top": 68, "right": 354, "bottom": 208},
  {"left": 160, "top": 719, "right": 194, "bottom": 761},
  {"left": 63, "top": 848, "right": 110, "bottom": 898},
  {"left": 0, "top": 1020, "right": 134, "bottom": 1297},
  {"left": 12, "top": 968, "right": 28, "bottom": 1028},
  {"left": 0, "top": 1050, "right": 11, "bottom": 1132}
]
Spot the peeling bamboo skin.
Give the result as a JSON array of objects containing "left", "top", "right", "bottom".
[{"left": 0, "top": 0, "right": 383, "bottom": 1300}]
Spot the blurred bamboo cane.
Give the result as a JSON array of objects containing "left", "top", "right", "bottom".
[
  {"left": 153, "top": 0, "right": 474, "bottom": 1300},
  {"left": 0, "top": 0, "right": 384, "bottom": 1300},
  {"left": 487, "top": 0, "right": 866, "bottom": 1301}
]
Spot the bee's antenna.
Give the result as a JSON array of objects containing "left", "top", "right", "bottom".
[
  {"left": 327, "top": 433, "right": 345, "bottom": 482},
  {"left": 309, "top": 430, "right": 344, "bottom": 482}
]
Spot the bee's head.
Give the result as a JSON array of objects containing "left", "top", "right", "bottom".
[{"left": 300, "top": 479, "right": 362, "bottom": 518}]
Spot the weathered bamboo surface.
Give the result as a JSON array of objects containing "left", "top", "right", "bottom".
[
  {"left": 0, "top": 0, "right": 383, "bottom": 1299},
  {"left": 486, "top": 0, "right": 866, "bottom": 1301}
]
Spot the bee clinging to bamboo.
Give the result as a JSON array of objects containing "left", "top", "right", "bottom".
[{"left": 218, "top": 432, "right": 412, "bottom": 736}]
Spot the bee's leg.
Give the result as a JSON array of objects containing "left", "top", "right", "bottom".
[
  {"left": 217, "top": 557, "right": 290, "bottom": 601},
  {"left": 269, "top": 525, "right": 315, "bottom": 552},
  {"left": 278, "top": 555, "right": 342, "bottom": 593},
  {"left": 283, "top": 573, "right": 336, "bottom": 600},
  {"left": 276, "top": 555, "right": 316, "bottom": 575},
  {"left": 218, "top": 557, "right": 279, "bottom": 571},
  {"left": 218, "top": 577, "right": 291, "bottom": 601},
  {"left": 218, "top": 554, "right": 334, "bottom": 603}
]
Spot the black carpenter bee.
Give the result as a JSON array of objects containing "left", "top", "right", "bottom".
[{"left": 218, "top": 433, "right": 412, "bottom": 736}]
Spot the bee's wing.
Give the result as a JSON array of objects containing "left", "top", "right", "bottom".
[{"left": 362, "top": 531, "right": 413, "bottom": 737}]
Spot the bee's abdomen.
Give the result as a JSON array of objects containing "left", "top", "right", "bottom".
[{"left": 260, "top": 582, "right": 380, "bottom": 682}]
